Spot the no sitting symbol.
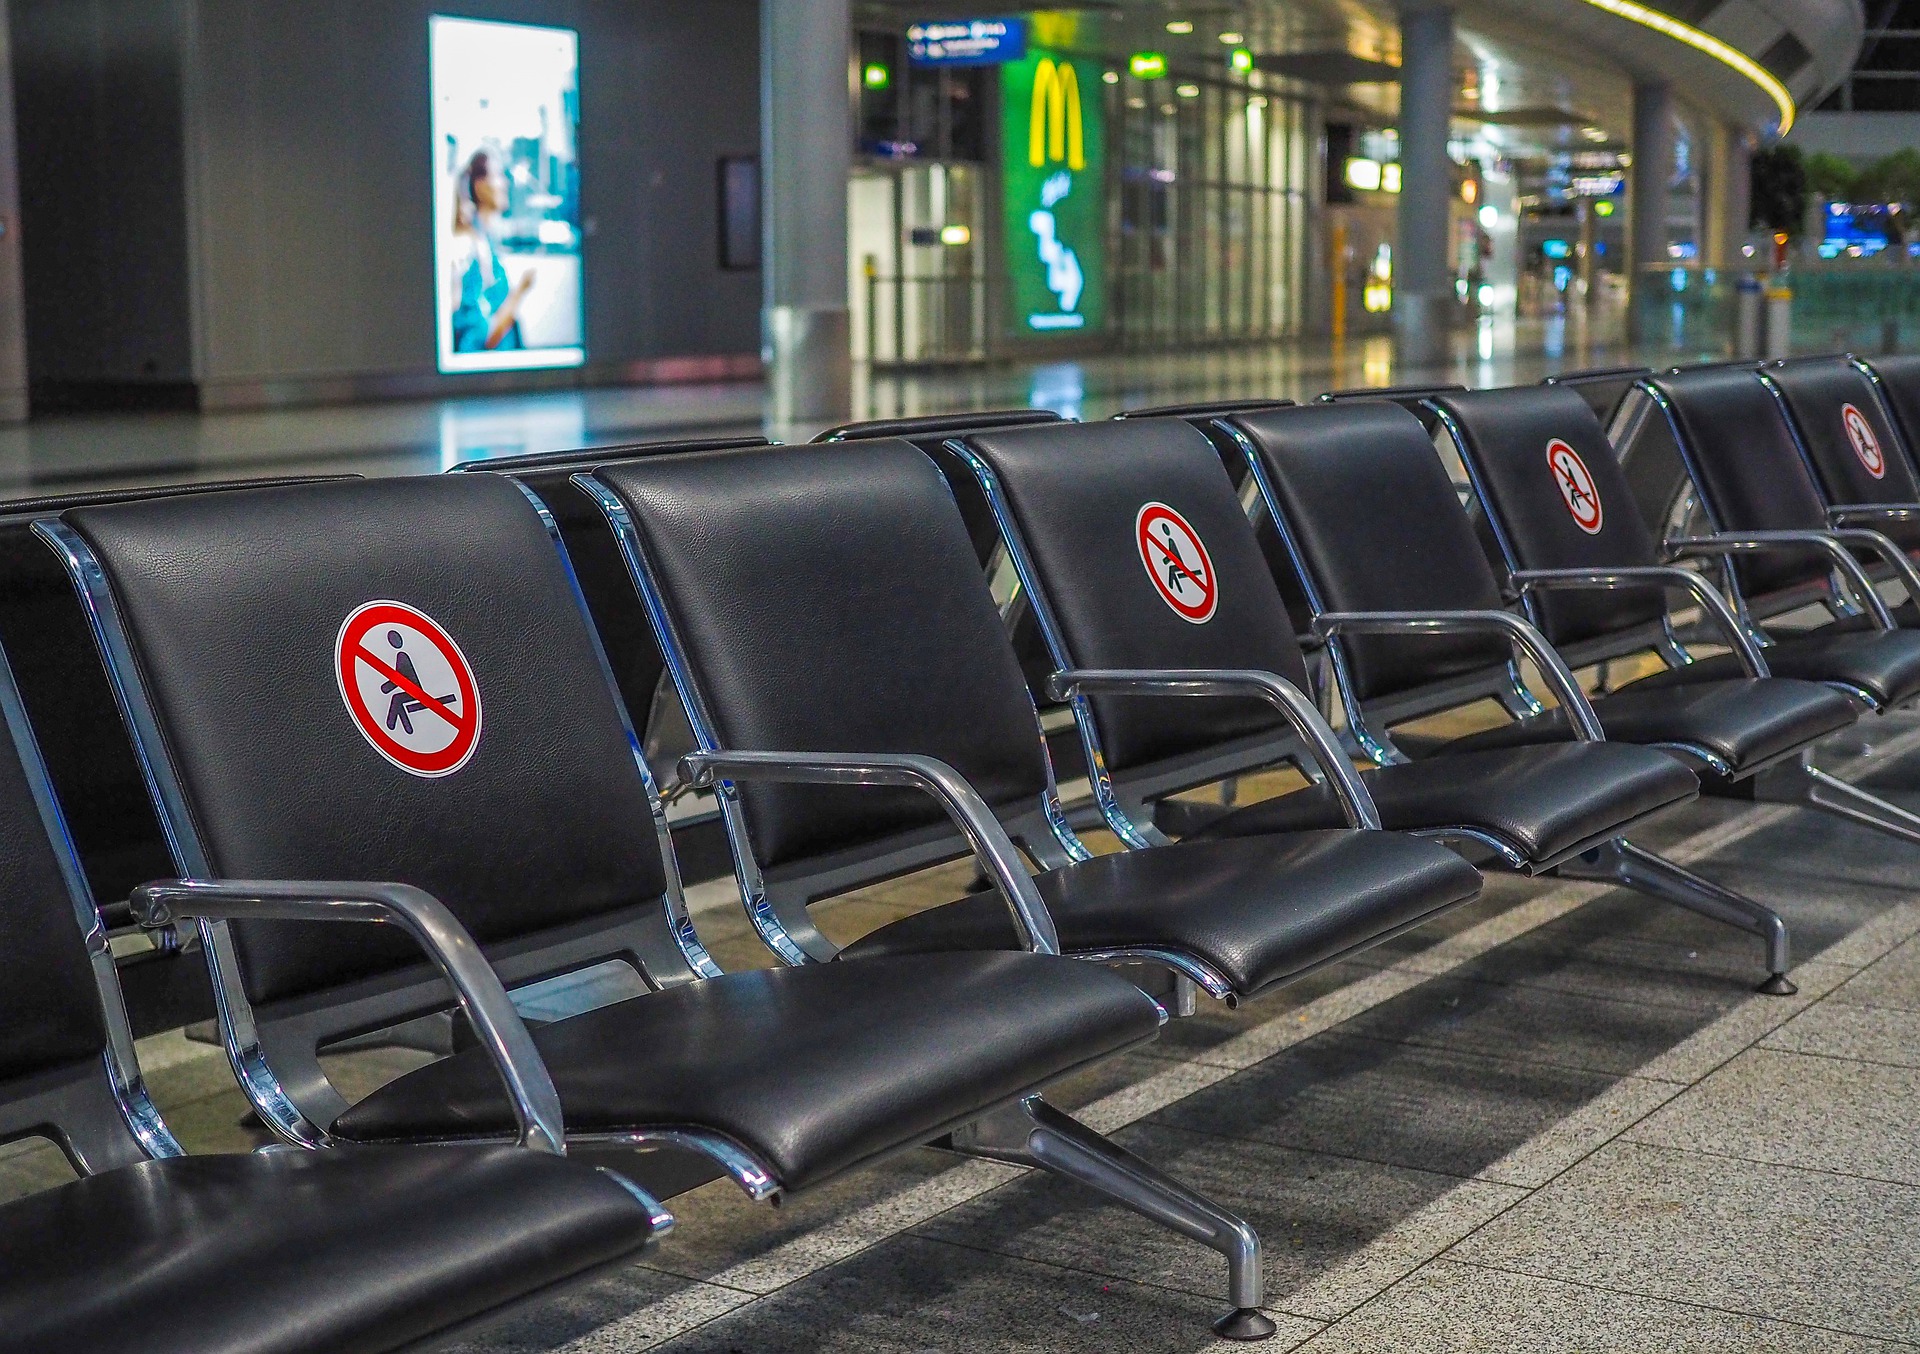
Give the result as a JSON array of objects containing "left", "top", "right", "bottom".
[{"left": 335, "top": 600, "right": 483, "bottom": 778}]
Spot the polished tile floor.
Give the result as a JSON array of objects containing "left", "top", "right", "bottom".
[{"left": 0, "top": 308, "right": 1648, "bottom": 491}]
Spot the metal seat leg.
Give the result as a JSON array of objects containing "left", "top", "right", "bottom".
[
  {"left": 1557, "top": 838, "right": 1795, "bottom": 995},
  {"left": 949, "top": 1095, "right": 1275, "bottom": 1341},
  {"left": 1751, "top": 751, "right": 1920, "bottom": 848}
]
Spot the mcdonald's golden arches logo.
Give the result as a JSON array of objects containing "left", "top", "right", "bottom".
[{"left": 1029, "top": 57, "right": 1085, "bottom": 171}]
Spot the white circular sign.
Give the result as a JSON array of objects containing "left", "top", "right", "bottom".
[
  {"left": 334, "top": 601, "right": 483, "bottom": 778},
  {"left": 1135, "top": 502, "right": 1218, "bottom": 623},
  {"left": 1842, "top": 402, "right": 1886, "bottom": 480},
  {"left": 1546, "top": 438, "right": 1604, "bottom": 535}
]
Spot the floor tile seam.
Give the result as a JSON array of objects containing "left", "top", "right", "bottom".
[
  {"left": 1610, "top": 1132, "right": 1920, "bottom": 1192},
  {"left": 628, "top": 1266, "right": 763, "bottom": 1300},
  {"left": 898, "top": 1227, "right": 1232, "bottom": 1307},
  {"left": 1427, "top": 1254, "right": 1920, "bottom": 1347},
  {"left": 1379, "top": 962, "right": 1757, "bottom": 1017},
  {"left": 1290, "top": 1020, "right": 1728, "bottom": 1085},
  {"left": 1468, "top": 1080, "right": 1694, "bottom": 1189},
  {"left": 1266, "top": 1180, "right": 1543, "bottom": 1328},
  {"left": 1754, "top": 1041, "right": 1920, "bottom": 1073},
  {"left": 1139, "top": 1116, "right": 1499, "bottom": 1188}
]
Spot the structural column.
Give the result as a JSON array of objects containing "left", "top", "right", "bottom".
[
  {"left": 1392, "top": 3, "right": 1456, "bottom": 369},
  {"left": 1627, "top": 79, "right": 1675, "bottom": 344},
  {"left": 762, "top": 0, "right": 853, "bottom": 425}
]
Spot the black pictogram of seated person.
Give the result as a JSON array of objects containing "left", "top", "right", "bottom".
[{"left": 382, "top": 629, "right": 457, "bottom": 736}]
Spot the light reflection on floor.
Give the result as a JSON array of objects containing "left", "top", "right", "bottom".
[{"left": 0, "top": 304, "right": 1658, "bottom": 493}]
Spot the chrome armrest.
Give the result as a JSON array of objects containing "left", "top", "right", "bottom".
[
  {"left": 1045, "top": 667, "right": 1381, "bottom": 830},
  {"left": 1663, "top": 532, "right": 1895, "bottom": 630},
  {"left": 1829, "top": 504, "right": 1920, "bottom": 525},
  {"left": 677, "top": 750, "right": 1060, "bottom": 956},
  {"left": 1506, "top": 566, "right": 1768, "bottom": 678},
  {"left": 132, "top": 879, "right": 566, "bottom": 1156},
  {"left": 1312, "top": 609, "right": 1606, "bottom": 741},
  {"left": 1824, "top": 526, "right": 1920, "bottom": 613}
]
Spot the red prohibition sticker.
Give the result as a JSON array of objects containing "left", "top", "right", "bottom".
[
  {"left": 1135, "top": 502, "right": 1218, "bottom": 623},
  {"left": 1842, "top": 402, "right": 1886, "bottom": 479},
  {"left": 335, "top": 601, "right": 482, "bottom": 778},
  {"left": 1546, "top": 438, "right": 1604, "bottom": 535}
]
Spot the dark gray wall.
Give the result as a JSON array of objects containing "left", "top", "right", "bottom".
[
  {"left": 13, "top": 0, "right": 195, "bottom": 395},
  {"left": 15, "top": 0, "right": 760, "bottom": 405}
]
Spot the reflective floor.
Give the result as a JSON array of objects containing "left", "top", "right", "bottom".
[{"left": 0, "top": 306, "right": 1647, "bottom": 491}]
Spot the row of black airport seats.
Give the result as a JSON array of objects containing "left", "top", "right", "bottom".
[{"left": 5, "top": 354, "right": 1920, "bottom": 1351}]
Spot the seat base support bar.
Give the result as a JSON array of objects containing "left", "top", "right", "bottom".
[
  {"left": 947, "top": 1095, "right": 1275, "bottom": 1341},
  {"left": 1556, "top": 838, "right": 1795, "bottom": 995},
  {"left": 1750, "top": 753, "right": 1920, "bottom": 848}
]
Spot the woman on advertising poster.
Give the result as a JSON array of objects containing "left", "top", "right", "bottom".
[{"left": 448, "top": 149, "right": 536, "bottom": 352}]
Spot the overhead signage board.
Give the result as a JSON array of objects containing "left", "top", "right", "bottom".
[
  {"left": 908, "top": 17, "right": 1025, "bottom": 66},
  {"left": 1002, "top": 48, "right": 1106, "bottom": 338}
]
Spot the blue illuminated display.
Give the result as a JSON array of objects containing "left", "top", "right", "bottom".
[{"left": 908, "top": 17, "right": 1025, "bottom": 66}]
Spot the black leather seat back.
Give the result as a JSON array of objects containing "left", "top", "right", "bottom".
[
  {"left": 1319, "top": 385, "right": 1467, "bottom": 436},
  {"left": 0, "top": 479, "right": 354, "bottom": 923},
  {"left": 1542, "top": 366, "right": 1652, "bottom": 430},
  {"left": 1647, "top": 365, "right": 1837, "bottom": 598},
  {"left": 591, "top": 442, "right": 1052, "bottom": 870},
  {"left": 813, "top": 409, "right": 1063, "bottom": 443},
  {"left": 1234, "top": 403, "right": 1510, "bottom": 703},
  {"left": 1765, "top": 358, "right": 1920, "bottom": 531},
  {"left": 1866, "top": 353, "right": 1920, "bottom": 462},
  {"left": 961, "top": 418, "right": 1308, "bottom": 775},
  {"left": 1437, "top": 386, "right": 1667, "bottom": 647},
  {"left": 0, "top": 664, "right": 110, "bottom": 1100},
  {"left": 61, "top": 476, "right": 671, "bottom": 1008}
]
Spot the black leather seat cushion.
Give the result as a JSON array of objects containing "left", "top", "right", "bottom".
[
  {"left": 1183, "top": 743, "right": 1697, "bottom": 866},
  {"left": 1629, "top": 629, "right": 1920, "bottom": 710},
  {"left": 1438, "top": 678, "right": 1857, "bottom": 776},
  {"left": 334, "top": 954, "right": 1161, "bottom": 1191},
  {"left": 0, "top": 1146, "right": 658, "bottom": 1354},
  {"left": 838, "top": 832, "right": 1483, "bottom": 998}
]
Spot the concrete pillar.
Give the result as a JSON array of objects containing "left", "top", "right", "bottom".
[
  {"left": 762, "top": 0, "right": 852, "bottom": 425},
  {"left": 1392, "top": 4, "right": 1456, "bottom": 369},
  {"left": 1628, "top": 79, "right": 1674, "bottom": 344}
]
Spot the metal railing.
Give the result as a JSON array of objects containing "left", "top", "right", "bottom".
[{"left": 1634, "top": 259, "right": 1920, "bottom": 359}]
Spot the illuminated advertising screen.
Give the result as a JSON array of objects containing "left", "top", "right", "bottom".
[
  {"left": 1001, "top": 48, "right": 1106, "bottom": 337},
  {"left": 430, "top": 16, "right": 583, "bottom": 373}
]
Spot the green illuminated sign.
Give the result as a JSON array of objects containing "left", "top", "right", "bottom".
[
  {"left": 1002, "top": 48, "right": 1106, "bottom": 337},
  {"left": 1230, "top": 47, "right": 1253, "bottom": 73},
  {"left": 1128, "top": 50, "right": 1167, "bottom": 79},
  {"left": 863, "top": 62, "right": 891, "bottom": 89}
]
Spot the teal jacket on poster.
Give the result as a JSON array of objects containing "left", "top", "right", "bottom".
[{"left": 451, "top": 236, "right": 523, "bottom": 353}]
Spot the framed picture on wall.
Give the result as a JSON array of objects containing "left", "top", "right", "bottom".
[
  {"left": 718, "top": 156, "right": 760, "bottom": 271},
  {"left": 430, "top": 15, "right": 585, "bottom": 372}
]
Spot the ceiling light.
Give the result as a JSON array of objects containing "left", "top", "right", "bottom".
[
  {"left": 1166, "top": 20, "right": 1194, "bottom": 34},
  {"left": 1176, "top": 83, "right": 1200, "bottom": 97},
  {"left": 1218, "top": 31, "right": 1244, "bottom": 44},
  {"left": 1571, "top": 0, "right": 1794, "bottom": 133},
  {"left": 1102, "top": 69, "right": 1119, "bottom": 83}
]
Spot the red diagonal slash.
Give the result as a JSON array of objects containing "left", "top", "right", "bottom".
[
  {"left": 1147, "top": 531, "right": 1209, "bottom": 591},
  {"left": 353, "top": 647, "right": 468, "bottom": 731}
]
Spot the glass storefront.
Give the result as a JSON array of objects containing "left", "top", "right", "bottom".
[
  {"left": 1114, "top": 75, "right": 1313, "bottom": 349},
  {"left": 849, "top": 17, "right": 1315, "bottom": 364}
]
